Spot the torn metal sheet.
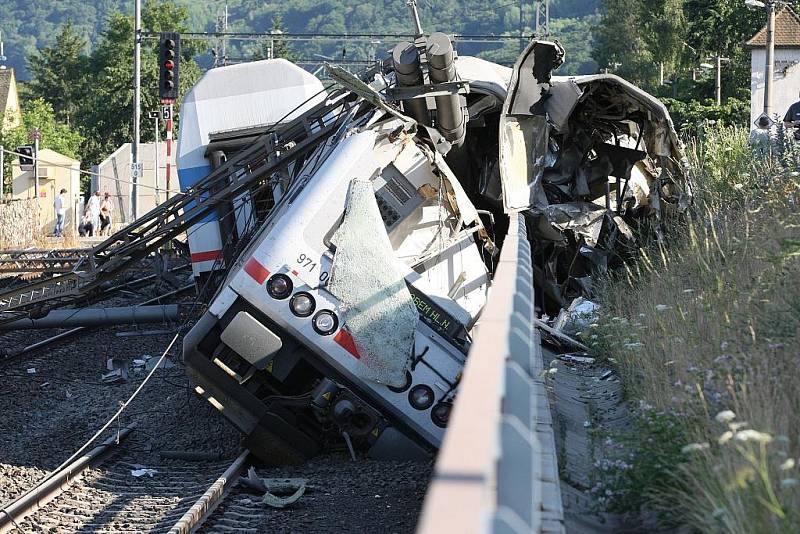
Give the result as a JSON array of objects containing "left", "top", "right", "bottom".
[
  {"left": 545, "top": 79, "right": 584, "bottom": 134},
  {"left": 328, "top": 179, "right": 418, "bottom": 388},
  {"left": 496, "top": 39, "right": 690, "bottom": 313},
  {"left": 499, "top": 115, "right": 551, "bottom": 210},
  {"left": 539, "top": 203, "right": 607, "bottom": 248}
]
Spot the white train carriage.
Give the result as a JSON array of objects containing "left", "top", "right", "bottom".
[{"left": 184, "top": 112, "right": 496, "bottom": 461}]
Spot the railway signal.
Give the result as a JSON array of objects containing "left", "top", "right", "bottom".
[
  {"left": 159, "top": 32, "right": 180, "bottom": 102},
  {"left": 16, "top": 145, "right": 33, "bottom": 169}
]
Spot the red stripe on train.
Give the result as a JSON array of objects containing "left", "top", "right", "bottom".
[
  {"left": 190, "top": 250, "right": 223, "bottom": 263},
  {"left": 334, "top": 329, "right": 361, "bottom": 359},
  {"left": 243, "top": 257, "right": 270, "bottom": 285}
]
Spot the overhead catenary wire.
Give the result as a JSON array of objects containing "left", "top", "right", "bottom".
[
  {"left": 1, "top": 146, "right": 186, "bottom": 196},
  {"left": 0, "top": 83, "right": 358, "bottom": 504},
  {"left": 141, "top": 31, "right": 525, "bottom": 43}
]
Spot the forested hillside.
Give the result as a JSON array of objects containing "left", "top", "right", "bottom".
[{"left": 0, "top": 0, "right": 600, "bottom": 78}]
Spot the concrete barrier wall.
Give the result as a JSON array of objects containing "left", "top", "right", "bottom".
[
  {"left": 0, "top": 199, "right": 40, "bottom": 249},
  {"left": 417, "top": 213, "right": 564, "bottom": 534}
]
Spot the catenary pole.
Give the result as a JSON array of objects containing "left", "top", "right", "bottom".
[
  {"left": 132, "top": 0, "right": 142, "bottom": 220},
  {"left": 154, "top": 114, "right": 160, "bottom": 205},
  {"left": 764, "top": 1, "right": 776, "bottom": 117}
]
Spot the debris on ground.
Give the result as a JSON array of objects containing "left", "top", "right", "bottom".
[
  {"left": 240, "top": 467, "right": 309, "bottom": 508},
  {"left": 101, "top": 369, "right": 127, "bottom": 384},
  {"left": 130, "top": 467, "right": 158, "bottom": 478},
  {"left": 553, "top": 297, "right": 600, "bottom": 335}
]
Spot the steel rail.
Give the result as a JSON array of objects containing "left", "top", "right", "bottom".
[
  {"left": 167, "top": 450, "right": 250, "bottom": 534},
  {"left": 0, "top": 424, "right": 136, "bottom": 534},
  {"left": 417, "top": 213, "right": 564, "bottom": 534}
]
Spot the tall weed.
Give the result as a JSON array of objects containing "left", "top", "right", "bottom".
[{"left": 587, "top": 125, "right": 800, "bottom": 531}]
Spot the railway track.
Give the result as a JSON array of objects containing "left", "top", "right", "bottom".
[{"left": 1, "top": 432, "right": 248, "bottom": 534}]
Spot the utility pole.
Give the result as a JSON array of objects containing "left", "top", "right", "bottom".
[
  {"left": 764, "top": 0, "right": 776, "bottom": 117},
  {"left": 149, "top": 111, "right": 160, "bottom": 204},
  {"left": 166, "top": 104, "right": 173, "bottom": 201},
  {"left": 132, "top": 0, "right": 142, "bottom": 220},
  {"left": 535, "top": 0, "right": 550, "bottom": 39},
  {"left": 519, "top": 0, "right": 524, "bottom": 51},
  {"left": 700, "top": 55, "right": 729, "bottom": 105},
  {"left": 33, "top": 131, "right": 40, "bottom": 201},
  {"left": 214, "top": 5, "right": 228, "bottom": 67},
  {"left": 222, "top": 5, "right": 228, "bottom": 66}
]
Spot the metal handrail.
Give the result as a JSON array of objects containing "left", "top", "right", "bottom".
[{"left": 417, "top": 212, "right": 564, "bottom": 534}]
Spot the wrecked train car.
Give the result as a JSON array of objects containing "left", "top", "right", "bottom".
[
  {"left": 182, "top": 35, "right": 688, "bottom": 463},
  {"left": 498, "top": 41, "right": 690, "bottom": 314}
]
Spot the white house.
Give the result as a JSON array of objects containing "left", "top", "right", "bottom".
[
  {"left": 748, "top": 6, "right": 800, "bottom": 126},
  {"left": 91, "top": 142, "right": 176, "bottom": 227},
  {"left": 11, "top": 148, "right": 81, "bottom": 234}
]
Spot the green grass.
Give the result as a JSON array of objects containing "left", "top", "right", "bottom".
[{"left": 586, "top": 125, "right": 800, "bottom": 531}]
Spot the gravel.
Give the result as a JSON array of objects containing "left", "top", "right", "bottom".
[{"left": 0, "top": 300, "right": 432, "bottom": 532}]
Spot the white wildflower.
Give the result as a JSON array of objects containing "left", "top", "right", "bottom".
[
  {"left": 718, "top": 431, "right": 734, "bottom": 445},
  {"left": 733, "top": 183, "right": 744, "bottom": 190},
  {"left": 729, "top": 422, "right": 749, "bottom": 431},
  {"left": 781, "top": 478, "right": 799, "bottom": 488},
  {"left": 655, "top": 304, "right": 671, "bottom": 312},
  {"left": 681, "top": 442, "right": 710, "bottom": 454},
  {"left": 715, "top": 410, "right": 736, "bottom": 424},
  {"left": 781, "top": 458, "right": 796, "bottom": 471},
  {"left": 734, "top": 429, "right": 772, "bottom": 444}
]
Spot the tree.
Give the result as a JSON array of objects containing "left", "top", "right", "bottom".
[
  {"left": 26, "top": 21, "right": 89, "bottom": 125},
  {"left": 0, "top": 99, "right": 84, "bottom": 193},
  {"left": 76, "top": 0, "right": 202, "bottom": 166},
  {"left": 23, "top": 1, "right": 202, "bottom": 171},
  {"left": 594, "top": 0, "right": 656, "bottom": 86},
  {"left": 641, "top": 0, "right": 685, "bottom": 78},
  {"left": 254, "top": 16, "right": 297, "bottom": 62}
]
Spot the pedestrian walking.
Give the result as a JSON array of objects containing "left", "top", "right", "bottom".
[
  {"left": 87, "top": 191, "right": 101, "bottom": 237},
  {"left": 100, "top": 192, "right": 113, "bottom": 236},
  {"left": 53, "top": 188, "right": 67, "bottom": 237}
]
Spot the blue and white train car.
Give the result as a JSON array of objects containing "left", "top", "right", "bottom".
[{"left": 177, "top": 59, "right": 327, "bottom": 276}]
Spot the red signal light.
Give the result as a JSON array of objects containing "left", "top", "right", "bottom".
[{"left": 164, "top": 60, "right": 175, "bottom": 70}]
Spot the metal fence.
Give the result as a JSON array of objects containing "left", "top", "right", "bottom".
[{"left": 417, "top": 212, "right": 564, "bottom": 534}]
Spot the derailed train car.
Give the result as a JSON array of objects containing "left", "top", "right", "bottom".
[{"left": 182, "top": 35, "right": 689, "bottom": 463}]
